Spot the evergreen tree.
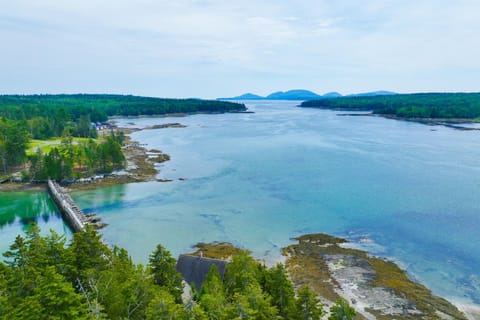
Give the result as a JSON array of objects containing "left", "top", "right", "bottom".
[
  {"left": 0, "top": 263, "right": 12, "bottom": 319},
  {"left": 224, "top": 251, "right": 261, "bottom": 296},
  {"left": 198, "top": 265, "right": 229, "bottom": 320},
  {"left": 12, "top": 266, "right": 88, "bottom": 320},
  {"left": 148, "top": 244, "right": 184, "bottom": 303},
  {"left": 98, "top": 247, "right": 155, "bottom": 320},
  {"left": 329, "top": 297, "right": 356, "bottom": 320},
  {"left": 230, "top": 283, "right": 278, "bottom": 320},
  {"left": 66, "top": 225, "right": 110, "bottom": 285},
  {"left": 264, "top": 263, "right": 297, "bottom": 318},
  {"left": 146, "top": 289, "right": 187, "bottom": 320},
  {"left": 296, "top": 286, "right": 324, "bottom": 320}
]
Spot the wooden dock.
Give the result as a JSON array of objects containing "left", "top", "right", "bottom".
[{"left": 47, "top": 179, "right": 105, "bottom": 232}]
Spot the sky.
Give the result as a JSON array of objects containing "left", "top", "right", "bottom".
[{"left": 1, "top": 0, "right": 479, "bottom": 98}]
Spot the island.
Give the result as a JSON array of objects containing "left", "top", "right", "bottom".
[{"left": 300, "top": 92, "right": 480, "bottom": 125}]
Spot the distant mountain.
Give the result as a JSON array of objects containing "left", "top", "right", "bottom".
[
  {"left": 348, "top": 90, "right": 397, "bottom": 97},
  {"left": 218, "top": 90, "right": 397, "bottom": 101},
  {"left": 218, "top": 93, "right": 264, "bottom": 100},
  {"left": 265, "top": 89, "right": 322, "bottom": 100},
  {"left": 219, "top": 89, "right": 323, "bottom": 101},
  {"left": 322, "top": 92, "right": 342, "bottom": 98}
]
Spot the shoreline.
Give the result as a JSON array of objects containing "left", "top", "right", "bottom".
[
  {"left": 282, "top": 234, "right": 476, "bottom": 320},
  {"left": 335, "top": 112, "right": 480, "bottom": 130},
  {"left": 0, "top": 124, "right": 172, "bottom": 192},
  {"left": 195, "top": 235, "right": 480, "bottom": 319},
  {"left": 2, "top": 114, "right": 479, "bottom": 318}
]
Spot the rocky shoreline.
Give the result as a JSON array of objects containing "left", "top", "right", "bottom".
[
  {"left": 191, "top": 235, "right": 480, "bottom": 319},
  {"left": 283, "top": 234, "right": 475, "bottom": 320},
  {"left": 0, "top": 123, "right": 178, "bottom": 192}
]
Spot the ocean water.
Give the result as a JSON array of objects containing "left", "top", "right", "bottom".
[
  {"left": 1, "top": 100, "right": 479, "bottom": 307},
  {"left": 0, "top": 191, "right": 71, "bottom": 248}
]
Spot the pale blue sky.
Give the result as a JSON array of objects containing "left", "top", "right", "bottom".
[{"left": 1, "top": 0, "right": 479, "bottom": 98}]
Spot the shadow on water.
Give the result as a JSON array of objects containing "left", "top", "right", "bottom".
[{"left": 0, "top": 192, "right": 61, "bottom": 229}]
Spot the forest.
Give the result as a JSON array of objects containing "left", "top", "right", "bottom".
[
  {"left": 0, "top": 94, "right": 246, "bottom": 123},
  {"left": 300, "top": 92, "right": 480, "bottom": 119},
  {"left": 0, "top": 225, "right": 355, "bottom": 320},
  {"left": 0, "top": 94, "right": 245, "bottom": 177}
]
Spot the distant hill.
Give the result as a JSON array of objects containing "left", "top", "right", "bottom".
[
  {"left": 323, "top": 92, "right": 342, "bottom": 98},
  {"left": 219, "top": 90, "right": 396, "bottom": 101},
  {"left": 219, "top": 93, "right": 264, "bottom": 100},
  {"left": 348, "top": 90, "right": 397, "bottom": 97},
  {"left": 218, "top": 89, "right": 321, "bottom": 100},
  {"left": 265, "top": 90, "right": 322, "bottom": 100}
]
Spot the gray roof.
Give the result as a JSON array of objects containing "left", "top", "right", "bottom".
[{"left": 176, "top": 254, "right": 227, "bottom": 290}]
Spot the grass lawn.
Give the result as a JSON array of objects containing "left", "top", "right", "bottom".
[{"left": 27, "top": 137, "right": 98, "bottom": 155}]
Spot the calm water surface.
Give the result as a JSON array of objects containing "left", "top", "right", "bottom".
[{"left": 1, "top": 101, "right": 479, "bottom": 306}]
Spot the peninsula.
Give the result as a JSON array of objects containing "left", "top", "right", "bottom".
[{"left": 300, "top": 92, "right": 480, "bottom": 124}]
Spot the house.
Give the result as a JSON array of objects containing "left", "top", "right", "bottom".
[{"left": 176, "top": 254, "right": 227, "bottom": 291}]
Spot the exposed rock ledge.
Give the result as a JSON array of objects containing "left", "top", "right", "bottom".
[{"left": 283, "top": 234, "right": 468, "bottom": 320}]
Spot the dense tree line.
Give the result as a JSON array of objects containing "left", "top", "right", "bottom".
[
  {"left": 0, "top": 94, "right": 246, "bottom": 130},
  {"left": 0, "top": 94, "right": 245, "bottom": 175},
  {"left": 27, "top": 133, "right": 125, "bottom": 181},
  {"left": 0, "top": 118, "right": 30, "bottom": 174},
  {"left": 300, "top": 93, "right": 480, "bottom": 119},
  {"left": 0, "top": 225, "right": 356, "bottom": 319}
]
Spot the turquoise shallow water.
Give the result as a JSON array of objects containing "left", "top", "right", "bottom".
[{"left": 1, "top": 100, "right": 479, "bottom": 306}]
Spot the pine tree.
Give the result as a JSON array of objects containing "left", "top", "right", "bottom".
[
  {"left": 296, "top": 286, "right": 324, "bottom": 320},
  {"left": 146, "top": 289, "right": 187, "bottom": 320},
  {"left": 148, "top": 244, "right": 184, "bottom": 303},
  {"left": 198, "top": 265, "right": 229, "bottom": 319},
  {"left": 98, "top": 247, "right": 155, "bottom": 319},
  {"left": 264, "top": 263, "right": 297, "bottom": 318},
  {"left": 13, "top": 266, "right": 89, "bottom": 320},
  {"left": 230, "top": 283, "right": 278, "bottom": 320},
  {"left": 329, "top": 297, "right": 356, "bottom": 320},
  {"left": 66, "top": 225, "right": 110, "bottom": 285},
  {"left": 224, "top": 251, "right": 261, "bottom": 296}
]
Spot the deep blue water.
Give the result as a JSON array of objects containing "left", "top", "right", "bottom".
[{"left": 1, "top": 100, "right": 479, "bottom": 307}]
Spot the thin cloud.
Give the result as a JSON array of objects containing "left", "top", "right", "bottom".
[{"left": 1, "top": 0, "right": 479, "bottom": 98}]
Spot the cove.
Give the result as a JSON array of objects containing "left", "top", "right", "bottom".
[{"left": 1, "top": 100, "right": 479, "bottom": 308}]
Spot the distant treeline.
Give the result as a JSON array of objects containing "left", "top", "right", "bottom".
[
  {"left": 0, "top": 94, "right": 246, "bottom": 139},
  {"left": 0, "top": 94, "right": 245, "bottom": 174},
  {"left": 300, "top": 93, "right": 480, "bottom": 119}
]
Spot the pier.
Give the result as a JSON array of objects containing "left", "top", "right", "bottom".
[{"left": 47, "top": 179, "right": 105, "bottom": 232}]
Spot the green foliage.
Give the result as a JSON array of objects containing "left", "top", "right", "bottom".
[
  {"left": 97, "top": 247, "right": 156, "bottom": 320},
  {"left": 264, "top": 263, "right": 297, "bottom": 318},
  {"left": 296, "top": 286, "right": 324, "bottom": 320},
  {"left": 224, "top": 250, "right": 262, "bottom": 296},
  {"left": 301, "top": 93, "right": 480, "bottom": 119},
  {"left": 12, "top": 266, "right": 89, "bottom": 320},
  {"left": 0, "top": 224, "right": 359, "bottom": 320},
  {"left": 198, "top": 266, "right": 229, "bottom": 319},
  {"left": 66, "top": 225, "right": 111, "bottom": 284},
  {"left": 229, "top": 283, "right": 279, "bottom": 320},
  {"left": 146, "top": 289, "right": 187, "bottom": 320},
  {"left": 328, "top": 297, "right": 356, "bottom": 320},
  {"left": 0, "top": 94, "right": 243, "bottom": 177},
  {"left": 0, "top": 117, "right": 30, "bottom": 173},
  {"left": 0, "top": 94, "right": 245, "bottom": 140},
  {"left": 28, "top": 132, "right": 125, "bottom": 181},
  {"left": 1, "top": 225, "right": 89, "bottom": 320},
  {"left": 149, "top": 244, "right": 184, "bottom": 303}
]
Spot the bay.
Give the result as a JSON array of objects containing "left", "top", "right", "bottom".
[{"left": 1, "top": 100, "right": 479, "bottom": 307}]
